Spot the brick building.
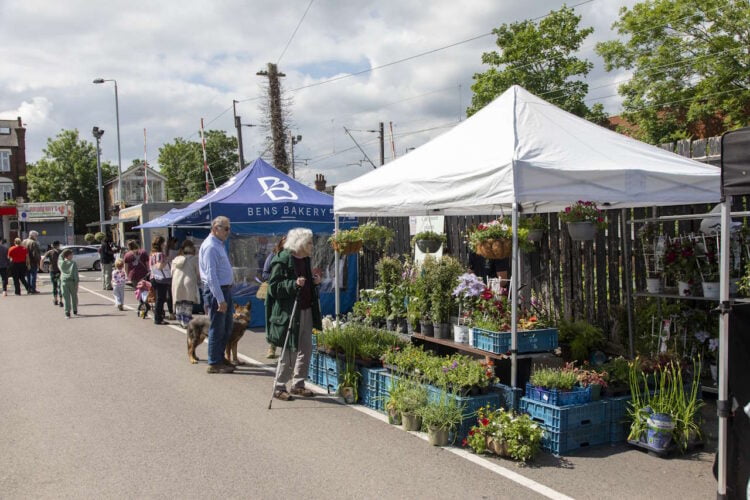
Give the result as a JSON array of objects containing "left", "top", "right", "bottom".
[{"left": 0, "top": 116, "right": 27, "bottom": 202}]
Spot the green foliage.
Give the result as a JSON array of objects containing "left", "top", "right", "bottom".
[
  {"left": 464, "top": 406, "right": 543, "bottom": 462},
  {"left": 520, "top": 214, "right": 547, "bottom": 231},
  {"left": 468, "top": 6, "right": 596, "bottom": 118},
  {"left": 558, "top": 319, "right": 605, "bottom": 362},
  {"left": 157, "top": 130, "right": 238, "bottom": 201},
  {"left": 467, "top": 218, "right": 534, "bottom": 253},
  {"left": 423, "top": 256, "right": 465, "bottom": 323},
  {"left": 595, "top": 0, "right": 750, "bottom": 143},
  {"left": 83, "top": 233, "right": 96, "bottom": 243},
  {"left": 417, "top": 393, "right": 465, "bottom": 431},
  {"left": 316, "top": 322, "right": 407, "bottom": 361},
  {"left": 387, "top": 377, "right": 428, "bottom": 415},
  {"left": 357, "top": 221, "right": 394, "bottom": 253},
  {"left": 529, "top": 367, "right": 578, "bottom": 391},
  {"left": 26, "top": 129, "right": 117, "bottom": 234},
  {"left": 601, "top": 356, "right": 631, "bottom": 388},
  {"left": 410, "top": 231, "right": 446, "bottom": 248},
  {"left": 558, "top": 201, "right": 607, "bottom": 229},
  {"left": 94, "top": 232, "right": 106, "bottom": 243}
]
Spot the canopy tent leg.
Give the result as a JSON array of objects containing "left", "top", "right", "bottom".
[
  {"left": 622, "top": 208, "right": 635, "bottom": 358},
  {"left": 511, "top": 203, "right": 519, "bottom": 389},
  {"left": 334, "top": 215, "right": 340, "bottom": 318},
  {"left": 717, "top": 197, "right": 731, "bottom": 499}
]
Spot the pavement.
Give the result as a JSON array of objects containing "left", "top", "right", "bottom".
[{"left": 0, "top": 270, "right": 718, "bottom": 499}]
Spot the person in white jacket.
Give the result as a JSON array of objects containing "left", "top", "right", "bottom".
[{"left": 171, "top": 240, "right": 201, "bottom": 327}]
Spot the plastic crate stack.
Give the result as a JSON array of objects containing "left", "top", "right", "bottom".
[
  {"left": 358, "top": 367, "right": 385, "bottom": 410},
  {"left": 521, "top": 384, "right": 608, "bottom": 456},
  {"left": 426, "top": 385, "right": 502, "bottom": 442},
  {"left": 310, "top": 352, "right": 340, "bottom": 393},
  {"left": 307, "top": 350, "right": 320, "bottom": 385},
  {"left": 603, "top": 394, "right": 632, "bottom": 444},
  {"left": 376, "top": 370, "right": 399, "bottom": 412},
  {"left": 471, "top": 327, "right": 558, "bottom": 354}
]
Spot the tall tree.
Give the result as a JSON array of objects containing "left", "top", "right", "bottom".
[
  {"left": 468, "top": 6, "right": 596, "bottom": 118},
  {"left": 157, "top": 130, "right": 238, "bottom": 202},
  {"left": 27, "top": 129, "right": 116, "bottom": 234},
  {"left": 596, "top": 0, "right": 750, "bottom": 143}
]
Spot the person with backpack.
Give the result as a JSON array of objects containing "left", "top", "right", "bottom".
[
  {"left": 42, "top": 241, "right": 63, "bottom": 306},
  {"left": 123, "top": 240, "right": 149, "bottom": 286},
  {"left": 22, "top": 230, "right": 41, "bottom": 294},
  {"left": 98, "top": 234, "right": 117, "bottom": 291}
]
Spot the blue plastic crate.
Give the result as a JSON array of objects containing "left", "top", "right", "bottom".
[
  {"left": 541, "top": 423, "right": 609, "bottom": 456},
  {"left": 471, "top": 327, "right": 558, "bottom": 354},
  {"left": 319, "top": 352, "right": 340, "bottom": 373},
  {"left": 307, "top": 352, "right": 320, "bottom": 384},
  {"left": 358, "top": 367, "right": 384, "bottom": 409},
  {"left": 520, "top": 397, "right": 607, "bottom": 432},
  {"left": 609, "top": 421, "right": 630, "bottom": 443},
  {"left": 603, "top": 395, "right": 632, "bottom": 425},
  {"left": 525, "top": 383, "right": 591, "bottom": 406},
  {"left": 493, "top": 383, "right": 524, "bottom": 411}
]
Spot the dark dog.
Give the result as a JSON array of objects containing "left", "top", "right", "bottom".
[{"left": 185, "top": 303, "right": 251, "bottom": 365}]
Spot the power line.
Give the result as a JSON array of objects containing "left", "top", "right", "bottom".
[{"left": 277, "top": 0, "right": 315, "bottom": 65}]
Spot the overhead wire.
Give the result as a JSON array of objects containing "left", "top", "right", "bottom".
[{"left": 277, "top": 0, "right": 315, "bottom": 65}]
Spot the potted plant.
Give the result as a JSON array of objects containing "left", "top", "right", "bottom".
[
  {"left": 411, "top": 230, "right": 446, "bottom": 254},
  {"left": 527, "top": 366, "right": 590, "bottom": 406},
  {"left": 559, "top": 200, "right": 607, "bottom": 241},
  {"left": 696, "top": 236, "right": 720, "bottom": 299},
  {"left": 639, "top": 222, "right": 665, "bottom": 293},
  {"left": 417, "top": 393, "right": 464, "bottom": 446},
  {"left": 521, "top": 214, "right": 547, "bottom": 243},
  {"left": 94, "top": 231, "right": 106, "bottom": 243},
  {"left": 427, "top": 257, "right": 465, "bottom": 339},
  {"left": 389, "top": 377, "right": 428, "bottom": 431},
  {"left": 328, "top": 228, "right": 363, "bottom": 255},
  {"left": 557, "top": 319, "right": 605, "bottom": 364},
  {"left": 464, "top": 406, "right": 543, "bottom": 462},
  {"left": 358, "top": 221, "right": 394, "bottom": 254},
  {"left": 467, "top": 217, "right": 532, "bottom": 259},
  {"left": 451, "top": 273, "right": 485, "bottom": 344},
  {"left": 338, "top": 367, "right": 360, "bottom": 403},
  {"left": 574, "top": 365, "right": 609, "bottom": 401},
  {"left": 601, "top": 356, "right": 631, "bottom": 396},
  {"left": 84, "top": 232, "right": 96, "bottom": 243},
  {"left": 664, "top": 238, "right": 698, "bottom": 296}
]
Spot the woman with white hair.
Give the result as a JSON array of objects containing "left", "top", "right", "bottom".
[{"left": 266, "top": 227, "right": 322, "bottom": 401}]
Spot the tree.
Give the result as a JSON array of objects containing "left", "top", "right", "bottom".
[
  {"left": 468, "top": 6, "right": 595, "bottom": 118},
  {"left": 27, "top": 129, "right": 116, "bottom": 234},
  {"left": 157, "top": 130, "right": 238, "bottom": 202},
  {"left": 596, "top": 0, "right": 750, "bottom": 143}
]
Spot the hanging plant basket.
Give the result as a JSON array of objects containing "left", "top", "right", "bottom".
[
  {"left": 416, "top": 239, "right": 443, "bottom": 253},
  {"left": 475, "top": 238, "right": 511, "bottom": 259},
  {"left": 566, "top": 221, "right": 597, "bottom": 241},
  {"left": 526, "top": 229, "right": 544, "bottom": 243},
  {"left": 331, "top": 240, "right": 363, "bottom": 255}
]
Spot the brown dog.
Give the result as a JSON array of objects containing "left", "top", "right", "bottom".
[{"left": 185, "top": 303, "right": 251, "bottom": 364}]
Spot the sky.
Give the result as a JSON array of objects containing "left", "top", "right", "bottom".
[{"left": 0, "top": 0, "right": 639, "bottom": 190}]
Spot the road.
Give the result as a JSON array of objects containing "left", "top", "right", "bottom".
[{"left": 0, "top": 271, "right": 717, "bottom": 499}]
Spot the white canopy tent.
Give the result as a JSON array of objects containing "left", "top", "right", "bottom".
[{"left": 333, "top": 84, "right": 721, "bottom": 393}]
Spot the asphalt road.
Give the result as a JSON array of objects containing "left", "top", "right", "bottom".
[{"left": 0, "top": 271, "right": 717, "bottom": 499}]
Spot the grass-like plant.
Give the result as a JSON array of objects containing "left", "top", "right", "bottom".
[{"left": 529, "top": 367, "right": 579, "bottom": 391}]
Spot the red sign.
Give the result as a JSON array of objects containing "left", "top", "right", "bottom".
[{"left": 0, "top": 206, "right": 17, "bottom": 216}]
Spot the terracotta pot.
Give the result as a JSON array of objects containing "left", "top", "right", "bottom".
[
  {"left": 486, "top": 437, "right": 508, "bottom": 456},
  {"left": 476, "top": 239, "right": 511, "bottom": 259}
]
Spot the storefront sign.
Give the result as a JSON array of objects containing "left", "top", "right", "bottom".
[{"left": 18, "top": 202, "right": 72, "bottom": 219}]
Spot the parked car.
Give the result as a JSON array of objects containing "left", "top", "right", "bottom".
[{"left": 41, "top": 245, "right": 101, "bottom": 272}]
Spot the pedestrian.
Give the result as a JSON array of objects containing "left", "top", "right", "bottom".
[
  {"left": 98, "top": 233, "right": 116, "bottom": 291},
  {"left": 0, "top": 238, "right": 9, "bottom": 296},
  {"left": 199, "top": 216, "right": 235, "bottom": 374},
  {"left": 266, "top": 228, "right": 322, "bottom": 401},
  {"left": 112, "top": 258, "right": 127, "bottom": 311},
  {"left": 59, "top": 248, "right": 79, "bottom": 318},
  {"left": 22, "top": 230, "right": 41, "bottom": 293},
  {"left": 41, "top": 241, "right": 63, "bottom": 306},
  {"left": 149, "top": 235, "right": 173, "bottom": 325},
  {"left": 123, "top": 240, "right": 149, "bottom": 286},
  {"left": 7, "top": 238, "right": 31, "bottom": 295},
  {"left": 171, "top": 239, "right": 200, "bottom": 327},
  {"left": 261, "top": 235, "right": 286, "bottom": 359}
]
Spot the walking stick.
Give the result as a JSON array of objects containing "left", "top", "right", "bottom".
[{"left": 268, "top": 296, "right": 300, "bottom": 410}]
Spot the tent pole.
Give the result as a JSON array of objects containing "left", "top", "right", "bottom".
[
  {"left": 717, "top": 196, "right": 731, "bottom": 499},
  {"left": 334, "top": 215, "right": 340, "bottom": 318},
  {"left": 511, "top": 203, "right": 519, "bottom": 389},
  {"left": 621, "top": 208, "right": 635, "bottom": 358}
]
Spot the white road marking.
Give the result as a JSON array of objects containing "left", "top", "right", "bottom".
[{"left": 78, "top": 283, "right": 575, "bottom": 500}]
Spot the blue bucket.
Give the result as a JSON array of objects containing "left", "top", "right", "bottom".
[{"left": 646, "top": 413, "right": 675, "bottom": 449}]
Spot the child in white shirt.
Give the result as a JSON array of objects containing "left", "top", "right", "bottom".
[{"left": 112, "top": 259, "right": 127, "bottom": 311}]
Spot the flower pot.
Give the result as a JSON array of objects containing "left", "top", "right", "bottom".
[
  {"left": 646, "top": 413, "right": 675, "bottom": 450},
  {"left": 486, "top": 437, "right": 509, "bottom": 456},
  {"left": 340, "top": 386, "right": 356, "bottom": 404},
  {"left": 589, "top": 383, "right": 602, "bottom": 401},
  {"left": 427, "top": 426, "right": 450, "bottom": 446},
  {"left": 434, "top": 322, "right": 452, "bottom": 339},
  {"left": 476, "top": 238, "right": 511, "bottom": 259},
  {"left": 453, "top": 324, "right": 470, "bottom": 344},
  {"left": 331, "top": 240, "right": 363, "bottom": 255},
  {"left": 401, "top": 412, "right": 422, "bottom": 432},
  {"left": 388, "top": 408, "right": 402, "bottom": 425},
  {"left": 646, "top": 277, "right": 662, "bottom": 294},
  {"left": 567, "top": 221, "right": 597, "bottom": 241},
  {"left": 701, "top": 281, "right": 720, "bottom": 299},
  {"left": 527, "top": 229, "right": 544, "bottom": 243},
  {"left": 386, "top": 319, "right": 395, "bottom": 331},
  {"left": 416, "top": 239, "right": 442, "bottom": 254},
  {"left": 677, "top": 281, "right": 692, "bottom": 297},
  {"left": 420, "top": 321, "right": 434, "bottom": 337},
  {"left": 397, "top": 318, "right": 408, "bottom": 334}
]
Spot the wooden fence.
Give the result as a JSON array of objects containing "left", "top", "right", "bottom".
[{"left": 356, "top": 135, "right": 739, "bottom": 345}]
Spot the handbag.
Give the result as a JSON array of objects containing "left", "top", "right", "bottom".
[{"left": 256, "top": 282, "right": 269, "bottom": 300}]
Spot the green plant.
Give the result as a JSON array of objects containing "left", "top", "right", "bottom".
[
  {"left": 417, "top": 393, "right": 464, "bottom": 431},
  {"left": 558, "top": 319, "right": 605, "bottom": 362},
  {"left": 467, "top": 217, "right": 533, "bottom": 253},
  {"left": 520, "top": 214, "right": 547, "bottom": 231},
  {"left": 558, "top": 201, "right": 606, "bottom": 229},
  {"left": 339, "top": 367, "right": 361, "bottom": 401},
  {"left": 328, "top": 228, "right": 363, "bottom": 251},
  {"left": 410, "top": 230, "right": 446, "bottom": 248},
  {"left": 464, "top": 406, "right": 543, "bottom": 462},
  {"left": 358, "top": 221, "right": 394, "bottom": 253},
  {"left": 94, "top": 231, "right": 106, "bottom": 243},
  {"left": 529, "top": 367, "right": 578, "bottom": 390},
  {"left": 388, "top": 377, "right": 428, "bottom": 415},
  {"left": 601, "top": 357, "right": 630, "bottom": 388},
  {"left": 663, "top": 238, "right": 698, "bottom": 283},
  {"left": 84, "top": 233, "right": 96, "bottom": 243},
  {"left": 316, "top": 322, "right": 407, "bottom": 360}
]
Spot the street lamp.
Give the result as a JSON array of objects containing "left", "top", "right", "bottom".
[
  {"left": 92, "top": 78, "right": 122, "bottom": 206},
  {"left": 92, "top": 126, "right": 105, "bottom": 233},
  {"left": 289, "top": 133, "right": 302, "bottom": 179},
  {"left": 234, "top": 116, "right": 257, "bottom": 171}
]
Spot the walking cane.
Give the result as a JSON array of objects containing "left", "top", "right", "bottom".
[{"left": 268, "top": 296, "right": 300, "bottom": 410}]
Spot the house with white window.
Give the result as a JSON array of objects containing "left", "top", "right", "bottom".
[{"left": 0, "top": 117, "right": 27, "bottom": 241}]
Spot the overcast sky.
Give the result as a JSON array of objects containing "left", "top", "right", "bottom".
[{"left": 0, "top": 0, "right": 639, "bottom": 189}]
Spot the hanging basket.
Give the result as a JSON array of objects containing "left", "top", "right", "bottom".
[
  {"left": 331, "top": 240, "right": 363, "bottom": 255},
  {"left": 527, "top": 229, "right": 544, "bottom": 243},
  {"left": 566, "top": 221, "right": 597, "bottom": 241},
  {"left": 475, "top": 238, "right": 511, "bottom": 260},
  {"left": 416, "top": 239, "right": 443, "bottom": 253}
]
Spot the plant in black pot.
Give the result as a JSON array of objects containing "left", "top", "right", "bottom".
[
  {"left": 411, "top": 230, "right": 446, "bottom": 254},
  {"left": 520, "top": 214, "right": 547, "bottom": 243},
  {"left": 358, "top": 221, "right": 394, "bottom": 255},
  {"left": 558, "top": 319, "right": 605, "bottom": 363}
]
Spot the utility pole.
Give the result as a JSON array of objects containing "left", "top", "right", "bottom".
[
  {"left": 379, "top": 121, "right": 384, "bottom": 166},
  {"left": 257, "top": 63, "right": 289, "bottom": 173},
  {"left": 233, "top": 100, "right": 244, "bottom": 171},
  {"left": 92, "top": 127, "right": 105, "bottom": 232},
  {"left": 289, "top": 132, "right": 302, "bottom": 178}
]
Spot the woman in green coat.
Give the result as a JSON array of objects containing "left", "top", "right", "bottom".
[{"left": 266, "top": 228, "right": 322, "bottom": 401}]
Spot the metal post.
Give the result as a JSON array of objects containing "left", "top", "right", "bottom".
[
  {"left": 289, "top": 130, "right": 296, "bottom": 179},
  {"left": 717, "top": 196, "right": 731, "bottom": 498},
  {"left": 233, "top": 101, "right": 245, "bottom": 171},
  {"left": 621, "top": 208, "right": 635, "bottom": 358},
  {"left": 334, "top": 215, "right": 340, "bottom": 317},
  {"left": 511, "top": 202, "right": 519, "bottom": 388},
  {"left": 113, "top": 81, "right": 122, "bottom": 206},
  {"left": 93, "top": 127, "right": 105, "bottom": 233},
  {"left": 379, "top": 122, "right": 384, "bottom": 166}
]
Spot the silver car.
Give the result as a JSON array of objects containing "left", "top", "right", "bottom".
[{"left": 41, "top": 245, "right": 101, "bottom": 272}]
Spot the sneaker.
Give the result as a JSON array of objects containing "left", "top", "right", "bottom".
[
  {"left": 54, "top": 299, "right": 58, "bottom": 305},
  {"left": 290, "top": 387, "right": 314, "bottom": 397},
  {"left": 59, "top": 301, "right": 63, "bottom": 308},
  {"left": 168, "top": 313, "right": 176, "bottom": 321},
  {"left": 73, "top": 310, "right": 78, "bottom": 315},
  {"left": 274, "top": 390, "right": 294, "bottom": 401},
  {"left": 30, "top": 290, "right": 40, "bottom": 294},
  {"left": 65, "top": 313, "right": 70, "bottom": 319},
  {"left": 266, "top": 346, "right": 278, "bottom": 359},
  {"left": 117, "top": 305, "right": 124, "bottom": 311},
  {"left": 206, "top": 364, "right": 235, "bottom": 374},
  {"left": 2, "top": 291, "right": 6, "bottom": 296}
]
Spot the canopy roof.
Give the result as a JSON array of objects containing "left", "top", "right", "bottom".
[
  {"left": 334, "top": 85, "right": 721, "bottom": 216},
  {"left": 137, "top": 158, "right": 337, "bottom": 230}
]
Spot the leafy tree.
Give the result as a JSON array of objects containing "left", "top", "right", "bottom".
[
  {"left": 157, "top": 130, "right": 238, "bottom": 201},
  {"left": 468, "top": 6, "right": 596, "bottom": 118},
  {"left": 26, "top": 129, "right": 116, "bottom": 233},
  {"left": 596, "top": 0, "right": 750, "bottom": 143}
]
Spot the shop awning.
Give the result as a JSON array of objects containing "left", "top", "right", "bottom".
[{"left": 0, "top": 206, "right": 17, "bottom": 216}]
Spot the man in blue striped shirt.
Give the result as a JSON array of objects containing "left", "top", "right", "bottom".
[{"left": 199, "top": 216, "right": 236, "bottom": 374}]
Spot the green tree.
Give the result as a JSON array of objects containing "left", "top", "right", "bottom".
[
  {"left": 468, "top": 6, "right": 595, "bottom": 118},
  {"left": 596, "top": 0, "right": 750, "bottom": 143},
  {"left": 27, "top": 129, "right": 116, "bottom": 234},
  {"left": 157, "top": 130, "right": 238, "bottom": 201}
]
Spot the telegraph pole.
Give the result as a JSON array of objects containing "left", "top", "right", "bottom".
[
  {"left": 233, "top": 100, "right": 245, "bottom": 171},
  {"left": 379, "top": 122, "right": 384, "bottom": 166},
  {"left": 257, "top": 63, "right": 289, "bottom": 173}
]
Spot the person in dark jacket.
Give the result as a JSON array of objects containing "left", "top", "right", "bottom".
[
  {"left": 266, "top": 228, "right": 321, "bottom": 401},
  {"left": 42, "top": 241, "right": 63, "bottom": 306},
  {"left": 0, "top": 238, "right": 9, "bottom": 296},
  {"left": 261, "top": 235, "right": 286, "bottom": 359},
  {"left": 99, "top": 234, "right": 117, "bottom": 291},
  {"left": 23, "top": 231, "right": 41, "bottom": 293}
]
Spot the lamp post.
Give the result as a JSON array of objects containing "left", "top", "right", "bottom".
[
  {"left": 289, "top": 132, "right": 302, "bottom": 178},
  {"left": 92, "top": 126, "right": 105, "bottom": 233},
  {"left": 234, "top": 117, "right": 257, "bottom": 171},
  {"left": 92, "top": 78, "right": 122, "bottom": 206}
]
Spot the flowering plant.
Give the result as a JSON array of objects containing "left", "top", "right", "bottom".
[
  {"left": 664, "top": 238, "right": 698, "bottom": 283},
  {"left": 463, "top": 406, "right": 543, "bottom": 462},
  {"left": 467, "top": 217, "right": 533, "bottom": 253},
  {"left": 452, "top": 273, "right": 486, "bottom": 324},
  {"left": 569, "top": 362, "right": 609, "bottom": 388},
  {"left": 520, "top": 214, "right": 547, "bottom": 231},
  {"left": 696, "top": 237, "right": 720, "bottom": 282},
  {"left": 559, "top": 201, "right": 606, "bottom": 229},
  {"left": 695, "top": 330, "right": 719, "bottom": 363}
]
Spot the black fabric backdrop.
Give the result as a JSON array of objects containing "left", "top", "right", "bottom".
[{"left": 725, "top": 303, "right": 750, "bottom": 499}]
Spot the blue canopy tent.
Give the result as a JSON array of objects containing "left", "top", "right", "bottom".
[{"left": 136, "top": 158, "right": 358, "bottom": 327}]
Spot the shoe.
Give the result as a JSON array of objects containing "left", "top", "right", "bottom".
[
  {"left": 206, "top": 364, "right": 235, "bottom": 374},
  {"left": 2, "top": 291, "right": 7, "bottom": 296},
  {"left": 118, "top": 305, "right": 124, "bottom": 311},
  {"left": 65, "top": 313, "right": 70, "bottom": 319},
  {"left": 73, "top": 310, "right": 78, "bottom": 315},
  {"left": 59, "top": 301, "right": 63, "bottom": 308},
  {"left": 290, "top": 387, "right": 315, "bottom": 397},
  {"left": 266, "top": 346, "right": 278, "bottom": 359},
  {"left": 274, "top": 390, "right": 294, "bottom": 401},
  {"left": 30, "top": 290, "right": 40, "bottom": 294},
  {"left": 154, "top": 320, "right": 167, "bottom": 325},
  {"left": 54, "top": 299, "right": 58, "bottom": 305},
  {"left": 222, "top": 358, "right": 236, "bottom": 367},
  {"left": 168, "top": 313, "right": 176, "bottom": 321}
]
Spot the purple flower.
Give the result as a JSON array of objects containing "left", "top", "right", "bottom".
[
  {"left": 694, "top": 330, "right": 710, "bottom": 343},
  {"left": 708, "top": 338, "right": 719, "bottom": 352},
  {"left": 451, "top": 360, "right": 458, "bottom": 369},
  {"left": 442, "top": 366, "right": 449, "bottom": 373}
]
